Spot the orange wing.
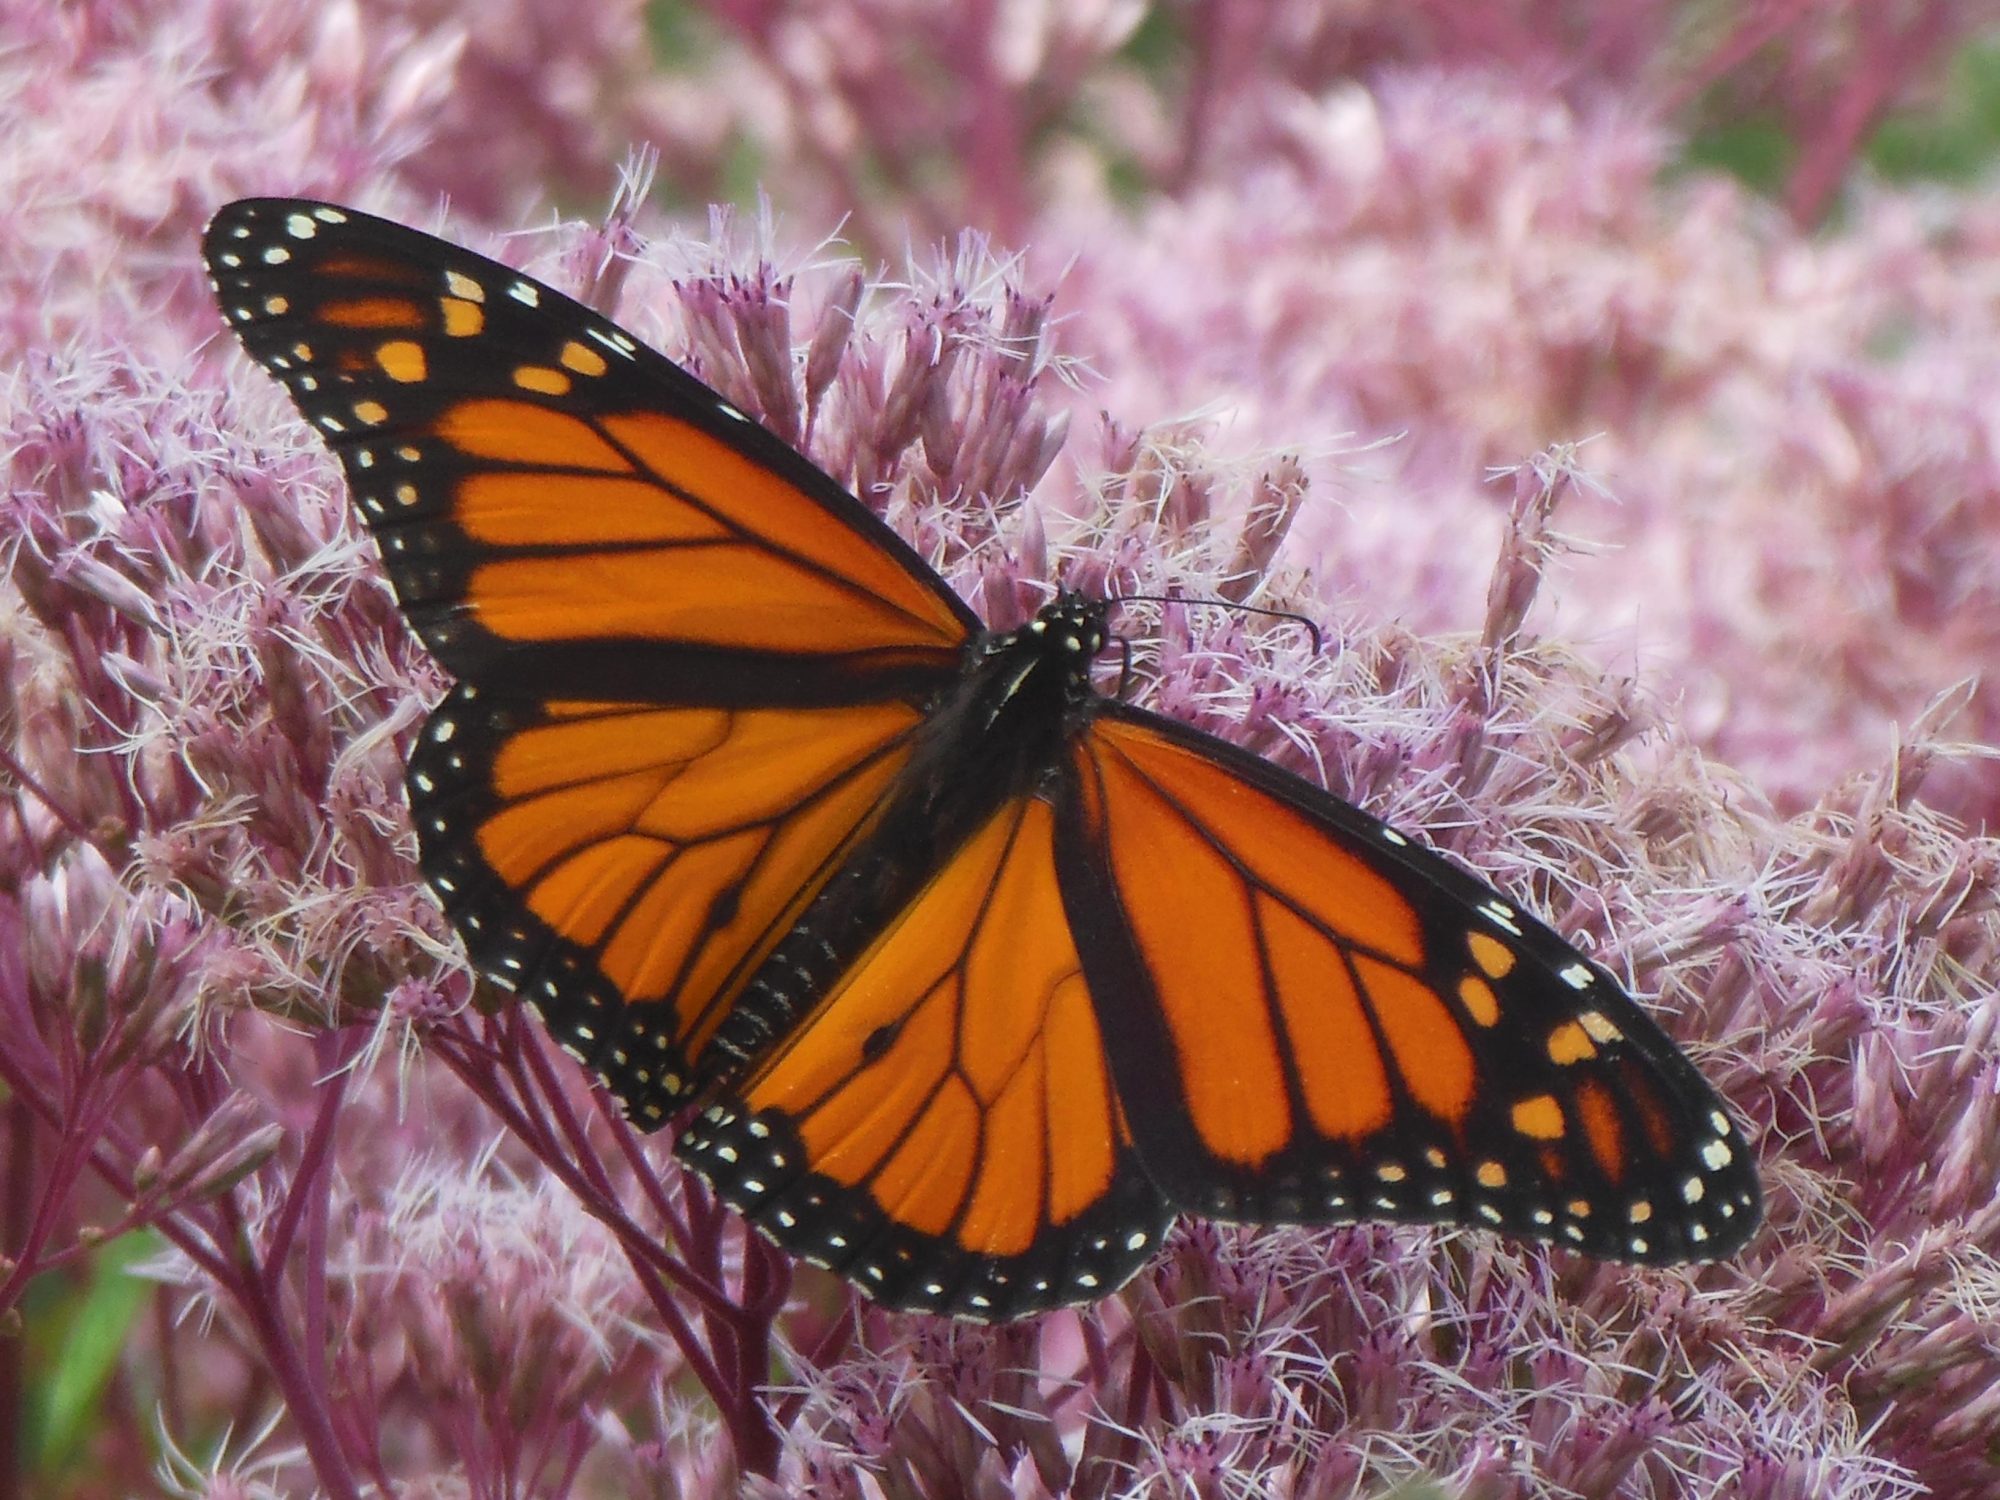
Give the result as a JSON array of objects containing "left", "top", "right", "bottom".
[
  {"left": 201, "top": 201, "right": 974, "bottom": 698},
  {"left": 677, "top": 795, "right": 1172, "bottom": 1318},
  {"left": 412, "top": 692, "right": 926, "bottom": 1118},
  {"left": 203, "top": 201, "right": 979, "bottom": 1110},
  {"left": 1057, "top": 707, "right": 1760, "bottom": 1263}
]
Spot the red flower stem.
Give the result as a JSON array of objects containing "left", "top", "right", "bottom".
[
  {"left": 261, "top": 1037, "right": 352, "bottom": 1282},
  {"left": 598, "top": 1102, "right": 694, "bottom": 1256},
  {"left": 209, "top": 1191, "right": 366, "bottom": 1498}
]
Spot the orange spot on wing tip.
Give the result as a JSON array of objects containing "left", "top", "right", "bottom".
[
  {"left": 1476, "top": 1159, "right": 1507, "bottom": 1189},
  {"left": 441, "top": 297, "right": 484, "bottom": 337},
  {"left": 513, "top": 365, "right": 573, "bottom": 396},
  {"left": 1466, "top": 931, "right": 1517, "bottom": 979},
  {"left": 375, "top": 340, "right": 426, "bottom": 383},
  {"left": 1546, "top": 1021, "right": 1597, "bottom": 1065},
  {"left": 1456, "top": 974, "right": 1499, "bottom": 1027},
  {"left": 1510, "top": 1094, "right": 1565, "bottom": 1141},
  {"left": 561, "top": 340, "right": 609, "bottom": 376}
]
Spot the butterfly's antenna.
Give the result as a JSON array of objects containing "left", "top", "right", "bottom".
[{"left": 1110, "top": 593, "right": 1324, "bottom": 655}]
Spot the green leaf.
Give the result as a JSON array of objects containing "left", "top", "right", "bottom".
[
  {"left": 1677, "top": 118, "right": 1796, "bottom": 196},
  {"left": 1868, "top": 38, "right": 2000, "bottom": 184},
  {"left": 644, "top": 0, "right": 716, "bottom": 69},
  {"left": 25, "top": 1230, "right": 161, "bottom": 1476}
]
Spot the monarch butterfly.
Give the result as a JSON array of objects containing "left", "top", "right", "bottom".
[{"left": 202, "top": 198, "right": 1761, "bottom": 1320}]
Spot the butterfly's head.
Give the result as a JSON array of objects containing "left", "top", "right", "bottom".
[{"left": 1026, "top": 590, "right": 1112, "bottom": 666}]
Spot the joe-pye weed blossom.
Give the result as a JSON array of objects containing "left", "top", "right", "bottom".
[{"left": 5, "top": 2, "right": 2000, "bottom": 1496}]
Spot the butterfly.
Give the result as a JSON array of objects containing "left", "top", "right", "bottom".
[{"left": 202, "top": 198, "right": 1761, "bottom": 1320}]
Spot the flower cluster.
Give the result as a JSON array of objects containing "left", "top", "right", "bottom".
[{"left": 6, "top": 1, "right": 2000, "bottom": 1497}]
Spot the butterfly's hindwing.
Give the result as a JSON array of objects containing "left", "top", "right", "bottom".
[
  {"left": 1058, "top": 706, "right": 1760, "bottom": 1261},
  {"left": 676, "top": 795, "right": 1173, "bottom": 1319}
]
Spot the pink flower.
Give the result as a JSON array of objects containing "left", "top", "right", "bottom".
[{"left": 7, "top": 2, "right": 2000, "bottom": 1496}]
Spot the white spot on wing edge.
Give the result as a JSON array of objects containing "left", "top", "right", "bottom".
[{"left": 587, "top": 326, "right": 637, "bottom": 358}]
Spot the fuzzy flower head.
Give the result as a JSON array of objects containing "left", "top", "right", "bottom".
[
  {"left": 0, "top": 168, "right": 1959, "bottom": 1500},
  {"left": 11, "top": 4, "right": 2000, "bottom": 1498}
]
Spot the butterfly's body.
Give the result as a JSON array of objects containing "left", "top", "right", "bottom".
[
  {"left": 205, "top": 199, "right": 1760, "bottom": 1321},
  {"left": 701, "top": 596, "right": 1110, "bottom": 1080}
]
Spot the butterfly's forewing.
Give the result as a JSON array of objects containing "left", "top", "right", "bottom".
[
  {"left": 677, "top": 795, "right": 1172, "bottom": 1318},
  {"left": 202, "top": 201, "right": 977, "bottom": 1111},
  {"left": 1058, "top": 707, "right": 1761, "bottom": 1262}
]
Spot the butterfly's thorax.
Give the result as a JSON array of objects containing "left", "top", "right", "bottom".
[
  {"left": 915, "top": 596, "right": 1110, "bottom": 803},
  {"left": 698, "top": 597, "right": 1109, "bottom": 1080}
]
